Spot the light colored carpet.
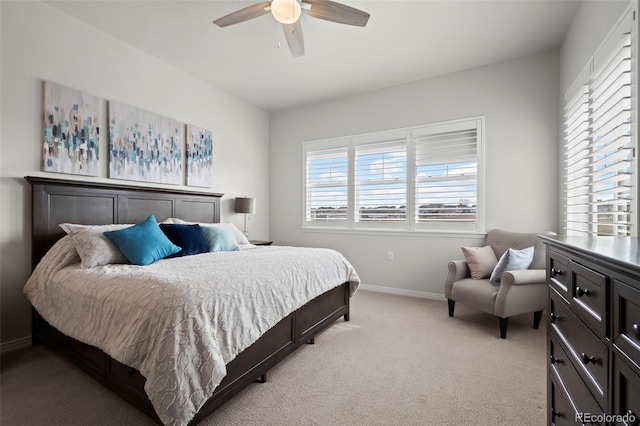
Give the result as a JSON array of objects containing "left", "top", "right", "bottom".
[{"left": 1, "top": 290, "right": 546, "bottom": 425}]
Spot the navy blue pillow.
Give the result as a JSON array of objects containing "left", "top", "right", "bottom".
[{"left": 159, "top": 224, "right": 209, "bottom": 257}]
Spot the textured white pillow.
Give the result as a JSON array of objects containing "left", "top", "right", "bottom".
[
  {"left": 60, "top": 223, "right": 131, "bottom": 268},
  {"left": 489, "top": 246, "right": 535, "bottom": 285},
  {"left": 224, "top": 222, "right": 250, "bottom": 245},
  {"left": 160, "top": 218, "right": 183, "bottom": 224}
]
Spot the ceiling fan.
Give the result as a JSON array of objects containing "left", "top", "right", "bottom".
[{"left": 213, "top": 0, "right": 370, "bottom": 57}]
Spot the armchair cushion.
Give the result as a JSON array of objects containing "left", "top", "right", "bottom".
[
  {"left": 461, "top": 245, "right": 498, "bottom": 279},
  {"left": 450, "top": 278, "right": 499, "bottom": 315},
  {"left": 489, "top": 246, "right": 535, "bottom": 285},
  {"left": 500, "top": 269, "right": 546, "bottom": 286}
]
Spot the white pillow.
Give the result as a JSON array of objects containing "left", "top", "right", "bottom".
[
  {"left": 60, "top": 223, "right": 131, "bottom": 268},
  {"left": 489, "top": 246, "right": 535, "bottom": 285},
  {"left": 161, "top": 218, "right": 184, "bottom": 224},
  {"left": 224, "top": 222, "right": 250, "bottom": 245}
]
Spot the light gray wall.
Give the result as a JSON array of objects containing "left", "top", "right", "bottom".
[
  {"left": 0, "top": 1, "right": 270, "bottom": 344},
  {"left": 270, "top": 50, "right": 560, "bottom": 297}
]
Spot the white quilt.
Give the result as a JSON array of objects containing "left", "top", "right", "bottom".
[{"left": 24, "top": 236, "right": 360, "bottom": 426}]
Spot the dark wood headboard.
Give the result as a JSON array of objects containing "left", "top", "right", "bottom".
[{"left": 26, "top": 176, "right": 223, "bottom": 268}]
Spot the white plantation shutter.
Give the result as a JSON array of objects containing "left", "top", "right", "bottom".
[
  {"left": 354, "top": 138, "right": 407, "bottom": 223},
  {"left": 564, "top": 82, "right": 591, "bottom": 234},
  {"left": 590, "top": 30, "right": 632, "bottom": 236},
  {"left": 414, "top": 120, "right": 479, "bottom": 225},
  {"left": 564, "top": 8, "right": 635, "bottom": 236},
  {"left": 303, "top": 117, "right": 484, "bottom": 232},
  {"left": 305, "top": 144, "right": 348, "bottom": 223}
]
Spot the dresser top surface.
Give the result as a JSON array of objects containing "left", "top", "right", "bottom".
[{"left": 539, "top": 235, "right": 640, "bottom": 282}]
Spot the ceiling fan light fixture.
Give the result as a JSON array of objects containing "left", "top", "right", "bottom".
[{"left": 270, "top": 0, "right": 301, "bottom": 24}]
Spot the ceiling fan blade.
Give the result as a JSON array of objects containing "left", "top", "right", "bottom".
[
  {"left": 213, "top": 1, "right": 272, "bottom": 27},
  {"left": 303, "top": 0, "right": 369, "bottom": 27},
  {"left": 282, "top": 20, "right": 304, "bottom": 57}
]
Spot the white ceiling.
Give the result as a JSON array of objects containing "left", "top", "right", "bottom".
[{"left": 46, "top": 0, "right": 582, "bottom": 112}]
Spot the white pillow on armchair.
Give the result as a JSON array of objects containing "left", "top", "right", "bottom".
[{"left": 489, "top": 246, "right": 535, "bottom": 285}]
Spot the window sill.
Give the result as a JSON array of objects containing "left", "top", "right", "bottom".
[{"left": 300, "top": 226, "right": 486, "bottom": 239}]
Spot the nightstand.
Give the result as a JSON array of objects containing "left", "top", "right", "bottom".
[{"left": 250, "top": 240, "right": 273, "bottom": 246}]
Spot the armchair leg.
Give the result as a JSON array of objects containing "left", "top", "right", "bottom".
[
  {"left": 533, "top": 310, "right": 543, "bottom": 329},
  {"left": 447, "top": 299, "right": 455, "bottom": 317},
  {"left": 499, "top": 317, "right": 508, "bottom": 339}
]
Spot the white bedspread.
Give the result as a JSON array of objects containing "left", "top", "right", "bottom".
[{"left": 24, "top": 236, "right": 360, "bottom": 426}]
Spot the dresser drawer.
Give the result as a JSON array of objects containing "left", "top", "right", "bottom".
[
  {"left": 549, "top": 333, "right": 605, "bottom": 423},
  {"left": 107, "top": 358, "right": 147, "bottom": 398},
  {"left": 613, "top": 279, "right": 640, "bottom": 370},
  {"left": 549, "top": 250, "right": 571, "bottom": 301},
  {"left": 550, "top": 289, "right": 608, "bottom": 407},
  {"left": 549, "top": 368, "right": 580, "bottom": 426},
  {"left": 571, "top": 261, "right": 608, "bottom": 339},
  {"left": 612, "top": 354, "right": 640, "bottom": 426},
  {"left": 68, "top": 338, "right": 107, "bottom": 376}
]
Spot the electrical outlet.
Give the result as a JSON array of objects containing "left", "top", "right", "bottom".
[{"left": 387, "top": 251, "right": 393, "bottom": 261}]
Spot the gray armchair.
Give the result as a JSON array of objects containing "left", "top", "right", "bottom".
[{"left": 445, "top": 229, "right": 555, "bottom": 339}]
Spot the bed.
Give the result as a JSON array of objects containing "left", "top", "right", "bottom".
[{"left": 24, "top": 176, "right": 359, "bottom": 425}]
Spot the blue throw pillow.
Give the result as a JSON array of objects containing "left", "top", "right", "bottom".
[
  {"left": 159, "top": 224, "right": 210, "bottom": 257},
  {"left": 103, "top": 215, "right": 181, "bottom": 266},
  {"left": 200, "top": 225, "right": 240, "bottom": 252}
]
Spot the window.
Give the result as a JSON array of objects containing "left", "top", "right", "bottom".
[
  {"left": 414, "top": 121, "right": 478, "bottom": 228},
  {"left": 305, "top": 144, "right": 348, "bottom": 223},
  {"left": 354, "top": 131, "right": 407, "bottom": 227},
  {"left": 564, "top": 7, "right": 636, "bottom": 236},
  {"left": 303, "top": 117, "right": 484, "bottom": 232}
]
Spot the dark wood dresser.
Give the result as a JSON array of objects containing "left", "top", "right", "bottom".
[{"left": 540, "top": 235, "right": 640, "bottom": 425}]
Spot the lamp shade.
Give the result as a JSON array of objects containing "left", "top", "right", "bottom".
[{"left": 235, "top": 197, "right": 256, "bottom": 214}]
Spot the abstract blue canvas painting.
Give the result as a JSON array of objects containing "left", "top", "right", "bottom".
[
  {"left": 186, "top": 125, "right": 213, "bottom": 187},
  {"left": 108, "top": 102, "right": 182, "bottom": 185},
  {"left": 43, "top": 81, "right": 100, "bottom": 176}
]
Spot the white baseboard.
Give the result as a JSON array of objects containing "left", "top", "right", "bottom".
[
  {"left": 359, "top": 284, "right": 447, "bottom": 301},
  {"left": 0, "top": 336, "right": 31, "bottom": 354}
]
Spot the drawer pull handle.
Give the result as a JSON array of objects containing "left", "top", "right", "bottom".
[
  {"left": 551, "top": 408, "right": 562, "bottom": 419},
  {"left": 550, "top": 268, "right": 564, "bottom": 278},
  {"left": 580, "top": 353, "right": 597, "bottom": 365},
  {"left": 126, "top": 368, "right": 137, "bottom": 377},
  {"left": 549, "top": 355, "right": 562, "bottom": 364},
  {"left": 632, "top": 323, "right": 640, "bottom": 339},
  {"left": 550, "top": 313, "right": 561, "bottom": 323},
  {"left": 575, "top": 286, "right": 591, "bottom": 297}
]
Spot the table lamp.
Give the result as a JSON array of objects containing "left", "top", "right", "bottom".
[{"left": 234, "top": 197, "right": 256, "bottom": 237}]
